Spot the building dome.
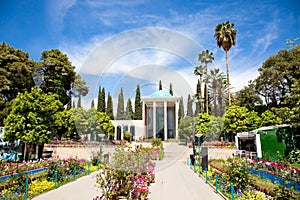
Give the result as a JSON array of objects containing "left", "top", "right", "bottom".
[{"left": 149, "top": 90, "right": 172, "bottom": 98}]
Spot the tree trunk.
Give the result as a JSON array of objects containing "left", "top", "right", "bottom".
[
  {"left": 226, "top": 50, "right": 231, "bottom": 105},
  {"left": 23, "top": 143, "right": 32, "bottom": 161},
  {"left": 38, "top": 144, "right": 44, "bottom": 159}
]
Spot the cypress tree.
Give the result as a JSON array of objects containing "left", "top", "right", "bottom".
[
  {"left": 126, "top": 98, "right": 133, "bottom": 120},
  {"left": 101, "top": 87, "right": 106, "bottom": 112},
  {"left": 186, "top": 94, "right": 193, "bottom": 117},
  {"left": 159, "top": 80, "right": 162, "bottom": 90},
  {"left": 204, "top": 83, "right": 208, "bottom": 113},
  {"left": 116, "top": 88, "right": 125, "bottom": 120},
  {"left": 106, "top": 92, "right": 114, "bottom": 119},
  {"left": 134, "top": 84, "right": 142, "bottom": 120},
  {"left": 91, "top": 99, "right": 95, "bottom": 108},
  {"left": 97, "top": 86, "right": 102, "bottom": 111},
  {"left": 178, "top": 96, "right": 184, "bottom": 121},
  {"left": 169, "top": 83, "right": 173, "bottom": 96}
]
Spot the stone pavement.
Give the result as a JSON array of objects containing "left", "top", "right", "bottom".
[
  {"left": 33, "top": 143, "right": 224, "bottom": 200},
  {"left": 148, "top": 143, "right": 224, "bottom": 200}
]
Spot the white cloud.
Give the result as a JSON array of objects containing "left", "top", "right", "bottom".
[{"left": 47, "top": 0, "right": 76, "bottom": 33}]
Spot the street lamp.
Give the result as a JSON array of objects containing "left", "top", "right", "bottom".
[{"left": 98, "top": 133, "right": 105, "bottom": 154}]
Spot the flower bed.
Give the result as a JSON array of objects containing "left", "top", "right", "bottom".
[
  {"left": 247, "top": 159, "right": 300, "bottom": 183},
  {"left": 0, "top": 157, "right": 99, "bottom": 199},
  {"left": 94, "top": 145, "right": 158, "bottom": 199},
  {"left": 201, "top": 141, "right": 235, "bottom": 148}
]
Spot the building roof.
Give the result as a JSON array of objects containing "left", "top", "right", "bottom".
[{"left": 149, "top": 90, "right": 173, "bottom": 98}]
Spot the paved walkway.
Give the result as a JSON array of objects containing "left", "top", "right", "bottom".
[
  {"left": 148, "top": 143, "right": 223, "bottom": 200},
  {"left": 33, "top": 143, "right": 224, "bottom": 200}
]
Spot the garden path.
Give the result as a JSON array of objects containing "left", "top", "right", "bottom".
[
  {"left": 148, "top": 143, "right": 224, "bottom": 200},
  {"left": 33, "top": 143, "right": 224, "bottom": 200}
]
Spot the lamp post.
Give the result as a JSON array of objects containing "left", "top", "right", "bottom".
[
  {"left": 98, "top": 134, "right": 105, "bottom": 154},
  {"left": 195, "top": 134, "right": 202, "bottom": 153}
]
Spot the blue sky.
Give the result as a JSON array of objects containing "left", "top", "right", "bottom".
[{"left": 1, "top": 0, "right": 299, "bottom": 109}]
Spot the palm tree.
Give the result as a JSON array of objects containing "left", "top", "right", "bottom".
[
  {"left": 198, "top": 50, "right": 214, "bottom": 113},
  {"left": 208, "top": 68, "right": 226, "bottom": 116},
  {"left": 214, "top": 21, "right": 237, "bottom": 105},
  {"left": 194, "top": 65, "right": 205, "bottom": 113}
]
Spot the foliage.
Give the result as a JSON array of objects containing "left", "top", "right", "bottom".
[
  {"left": 106, "top": 92, "right": 114, "bottom": 120},
  {"left": 178, "top": 116, "right": 193, "bottom": 141},
  {"left": 169, "top": 83, "right": 173, "bottom": 96},
  {"left": 273, "top": 185, "right": 296, "bottom": 200},
  {"left": 150, "top": 138, "right": 162, "bottom": 148},
  {"left": 72, "top": 73, "right": 89, "bottom": 105},
  {"left": 260, "top": 110, "right": 282, "bottom": 127},
  {"left": 186, "top": 94, "right": 193, "bottom": 117},
  {"left": 224, "top": 105, "right": 260, "bottom": 133},
  {"left": 0, "top": 42, "right": 36, "bottom": 125},
  {"left": 195, "top": 113, "right": 210, "bottom": 136},
  {"left": 214, "top": 20, "right": 237, "bottom": 105},
  {"left": 125, "top": 98, "right": 133, "bottom": 120},
  {"left": 123, "top": 132, "right": 131, "bottom": 141},
  {"left": 287, "top": 150, "right": 300, "bottom": 164},
  {"left": 221, "top": 158, "right": 250, "bottom": 190},
  {"left": 4, "top": 87, "right": 63, "bottom": 159},
  {"left": 239, "top": 190, "right": 271, "bottom": 200},
  {"left": 254, "top": 45, "right": 300, "bottom": 107},
  {"left": 96, "top": 146, "right": 156, "bottom": 199},
  {"left": 134, "top": 84, "right": 142, "bottom": 120},
  {"left": 116, "top": 88, "right": 125, "bottom": 120},
  {"left": 39, "top": 49, "right": 76, "bottom": 106},
  {"left": 178, "top": 97, "right": 184, "bottom": 121}
]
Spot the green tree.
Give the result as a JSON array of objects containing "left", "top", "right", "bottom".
[
  {"left": 198, "top": 50, "right": 214, "bottom": 113},
  {"left": 116, "top": 88, "right": 125, "bottom": 120},
  {"left": 169, "top": 83, "right": 173, "bottom": 96},
  {"left": 125, "top": 98, "right": 133, "bottom": 120},
  {"left": 4, "top": 87, "right": 63, "bottom": 160},
  {"left": 97, "top": 86, "right": 102, "bottom": 112},
  {"left": 73, "top": 107, "right": 88, "bottom": 136},
  {"left": 186, "top": 94, "right": 193, "bottom": 117},
  {"left": 234, "top": 81, "right": 262, "bottom": 111},
  {"left": 178, "top": 96, "right": 184, "bottom": 121},
  {"left": 208, "top": 68, "right": 226, "bottom": 117},
  {"left": 73, "top": 74, "right": 89, "bottom": 107},
  {"left": 106, "top": 92, "right": 114, "bottom": 119},
  {"left": 54, "top": 108, "right": 79, "bottom": 140},
  {"left": 260, "top": 110, "right": 282, "bottom": 127},
  {"left": 194, "top": 65, "right": 205, "bottom": 114},
  {"left": 97, "top": 111, "right": 114, "bottom": 139},
  {"left": 39, "top": 49, "right": 76, "bottom": 106},
  {"left": 178, "top": 116, "right": 193, "bottom": 141},
  {"left": 0, "top": 42, "right": 36, "bottom": 125},
  {"left": 194, "top": 80, "right": 201, "bottom": 115},
  {"left": 224, "top": 105, "right": 260, "bottom": 139},
  {"left": 101, "top": 87, "right": 106, "bottom": 113},
  {"left": 214, "top": 21, "right": 237, "bottom": 105},
  {"left": 134, "top": 84, "right": 142, "bottom": 120},
  {"left": 91, "top": 99, "right": 95, "bottom": 108},
  {"left": 254, "top": 45, "right": 300, "bottom": 107},
  {"left": 206, "top": 116, "right": 224, "bottom": 141},
  {"left": 195, "top": 113, "right": 211, "bottom": 137}
]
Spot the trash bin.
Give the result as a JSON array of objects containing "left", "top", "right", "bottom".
[{"left": 190, "top": 154, "right": 195, "bottom": 165}]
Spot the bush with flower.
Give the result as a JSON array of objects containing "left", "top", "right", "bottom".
[{"left": 95, "top": 145, "right": 158, "bottom": 199}]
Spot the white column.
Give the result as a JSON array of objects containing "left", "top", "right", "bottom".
[
  {"left": 164, "top": 101, "right": 168, "bottom": 141},
  {"left": 175, "top": 100, "right": 179, "bottom": 140},
  {"left": 153, "top": 101, "right": 156, "bottom": 138},
  {"left": 142, "top": 101, "right": 146, "bottom": 139},
  {"left": 114, "top": 125, "right": 117, "bottom": 140}
]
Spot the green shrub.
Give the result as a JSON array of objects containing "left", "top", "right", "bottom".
[
  {"left": 123, "top": 132, "right": 131, "bottom": 141},
  {"left": 151, "top": 138, "right": 163, "bottom": 148}
]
